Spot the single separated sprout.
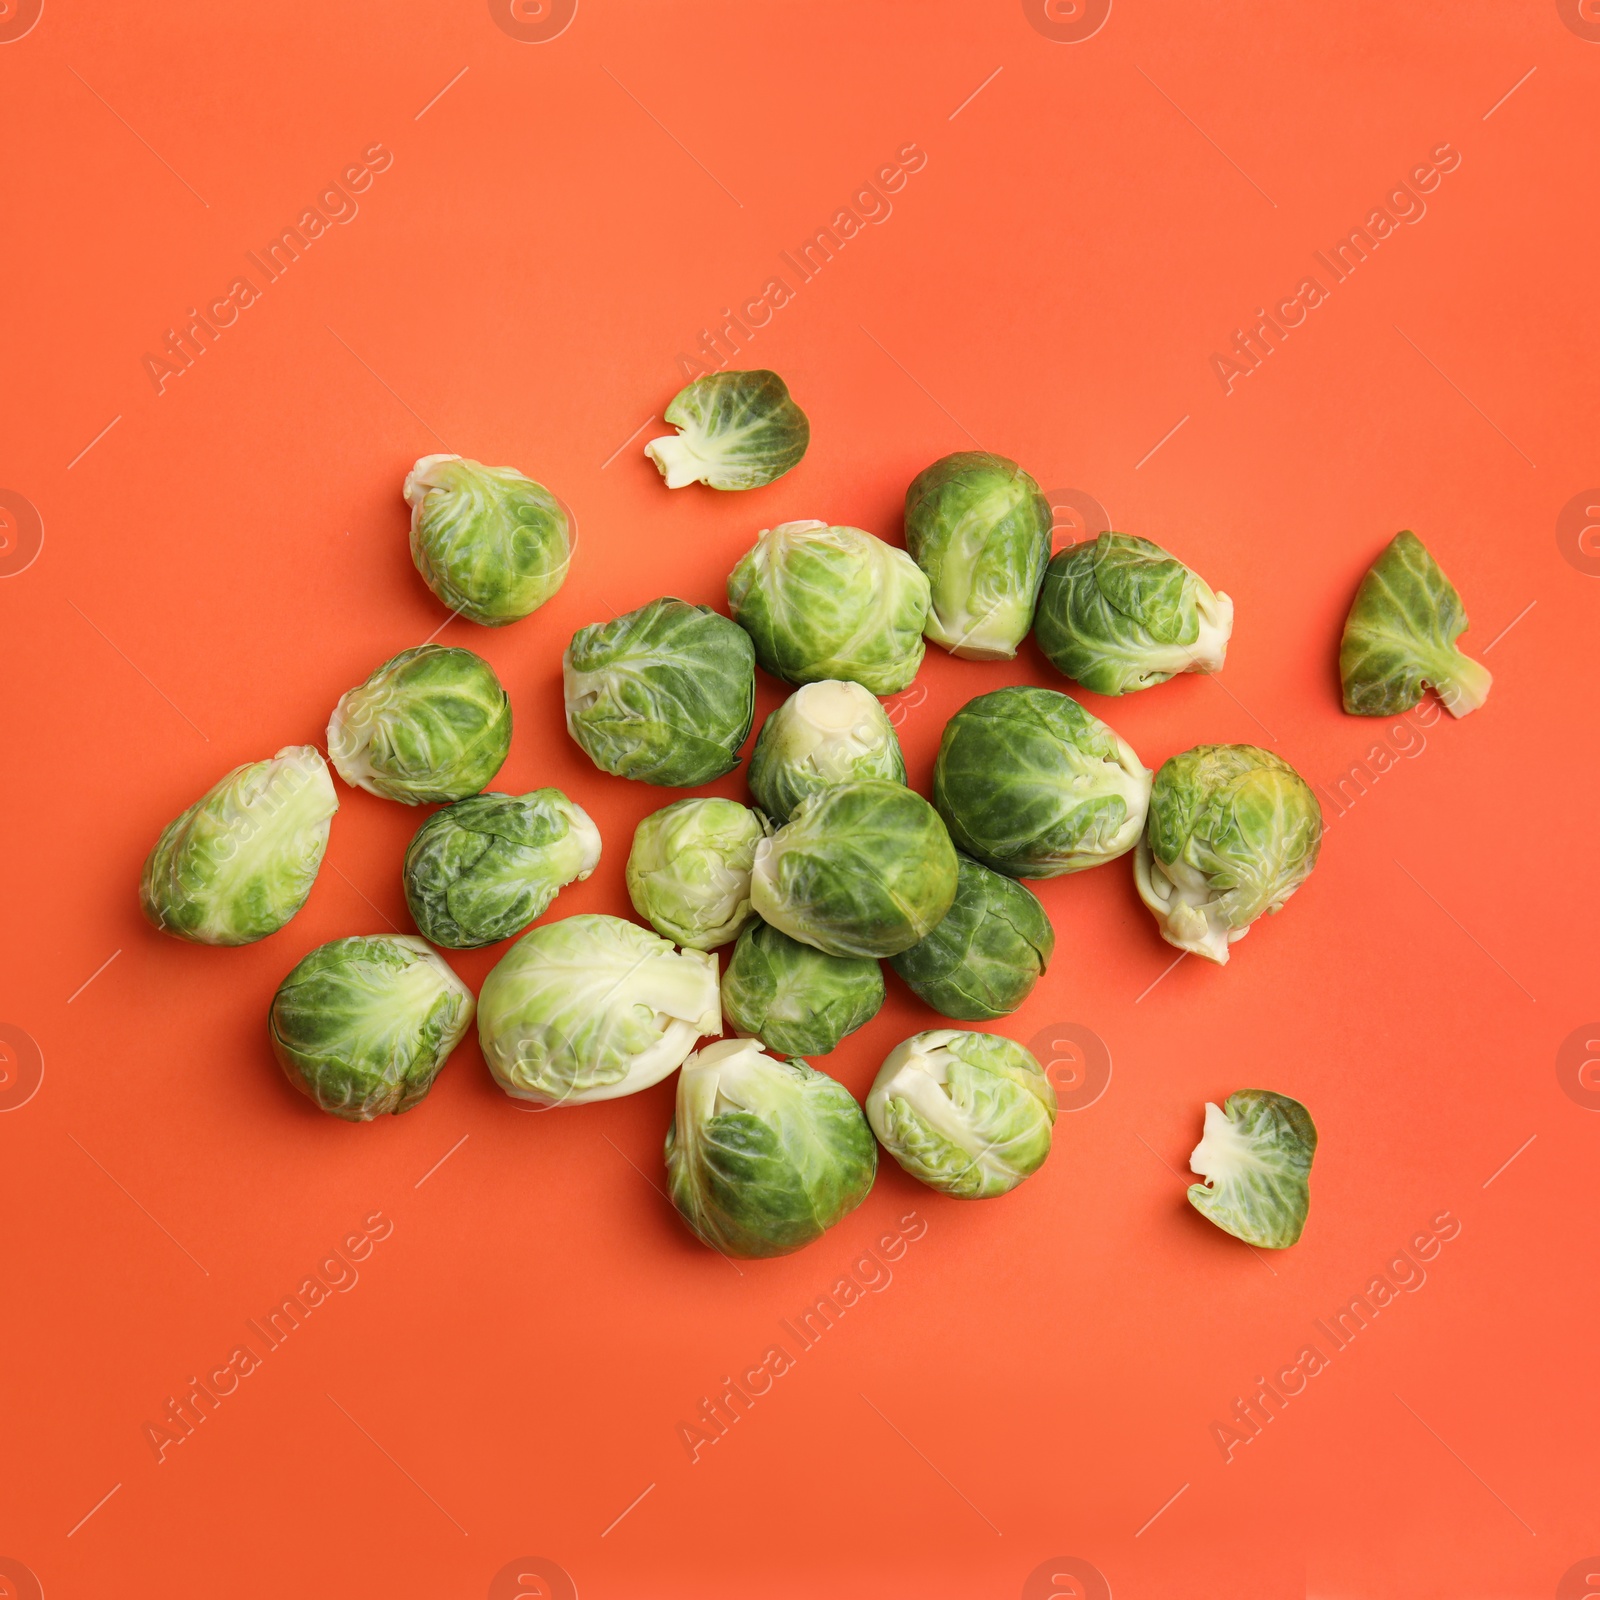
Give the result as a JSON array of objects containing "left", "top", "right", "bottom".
[
  {"left": 1188, "top": 1089, "right": 1316, "bottom": 1248},
  {"left": 666, "top": 1038, "right": 877, "bottom": 1258},
  {"left": 404, "top": 454, "right": 572, "bottom": 626},
  {"left": 933, "top": 686, "right": 1150, "bottom": 878},
  {"left": 750, "top": 779, "right": 958, "bottom": 959},
  {"left": 867, "top": 1030, "right": 1056, "bottom": 1199},
  {"left": 646, "top": 369, "right": 810, "bottom": 490},
  {"left": 727, "top": 520, "right": 931, "bottom": 695},
  {"left": 563, "top": 597, "right": 755, "bottom": 786},
  {"left": 477, "top": 914, "right": 720, "bottom": 1107},
  {"left": 1340, "top": 530, "right": 1491, "bottom": 718},
  {"left": 140, "top": 745, "right": 337, "bottom": 946},
  {"left": 328, "top": 645, "right": 511, "bottom": 804},
  {"left": 626, "top": 798, "right": 769, "bottom": 951},
  {"left": 889, "top": 853, "right": 1054, "bottom": 1020},
  {"left": 1034, "top": 532, "right": 1234, "bottom": 695},
  {"left": 269, "top": 935, "right": 474, "bottom": 1121},
  {"left": 747, "top": 679, "right": 906, "bottom": 823},
  {"left": 721, "top": 919, "right": 884, "bottom": 1058},
  {"left": 1135, "top": 745, "right": 1322, "bottom": 964},
  {"left": 903, "top": 451, "right": 1053, "bottom": 661},
  {"left": 403, "top": 789, "right": 601, "bottom": 950}
]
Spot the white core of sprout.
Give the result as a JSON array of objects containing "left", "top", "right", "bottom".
[
  {"left": 1189, "top": 1099, "right": 1259, "bottom": 1185},
  {"left": 1132, "top": 839, "right": 1239, "bottom": 965},
  {"left": 1432, "top": 652, "right": 1494, "bottom": 719},
  {"left": 779, "top": 680, "right": 890, "bottom": 773},
  {"left": 644, "top": 433, "right": 710, "bottom": 489},
  {"left": 326, "top": 692, "right": 379, "bottom": 794},
  {"left": 566, "top": 803, "right": 603, "bottom": 881},
  {"left": 402, "top": 452, "right": 461, "bottom": 508},
  {"left": 1099, "top": 735, "right": 1156, "bottom": 860}
]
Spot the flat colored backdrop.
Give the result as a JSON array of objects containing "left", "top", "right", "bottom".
[{"left": 2, "top": 4, "right": 1596, "bottom": 1597}]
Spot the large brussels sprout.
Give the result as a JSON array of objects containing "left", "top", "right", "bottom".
[
  {"left": 626, "top": 798, "right": 768, "bottom": 951},
  {"left": 646, "top": 370, "right": 809, "bottom": 490},
  {"left": 1034, "top": 532, "right": 1234, "bottom": 695},
  {"left": 747, "top": 679, "right": 906, "bottom": 823},
  {"left": 750, "top": 780, "right": 958, "bottom": 959},
  {"left": 1340, "top": 530, "right": 1491, "bottom": 718},
  {"left": 404, "top": 454, "right": 571, "bottom": 627},
  {"left": 932, "top": 686, "right": 1150, "bottom": 878},
  {"left": 477, "top": 914, "right": 719, "bottom": 1106},
  {"left": 269, "top": 935, "right": 474, "bottom": 1121},
  {"left": 867, "top": 1030, "right": 1056, "bottom": 1199},
  {"left": 402, "top": 789, "right": 600, "bottom": 950},
  {"left": 902, "top": 451, "right": 1052, "bottom": 661},
  {"left": 721, "top": 919, "right": 884, "bottom": 1057},
  {"left": 1134, "top": 745, "right": 1322, "bottom": 964},
  {"left": 727, "top": 520, "right": 930, "bottom": 694},
  {"left": 140, "top": 745, "right": 337, "bottom": 946},
  {"left": 665, "top": 1038, "right": 876, "bottom": 1258},
  {"left": 328, "top": 645, "right": 511, "bottom": 804},
  {"left": 563, "top": 597, "right": 755, "bottom": 786},
  {"left": 888, "top": 853, "right": 1053, "bottom": 1020},
  {"left": 1189, "top": 1089, "right": 1316, "bottom": 1248}
]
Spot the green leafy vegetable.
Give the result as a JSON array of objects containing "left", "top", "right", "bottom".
[
  {"left": 626, "top": 798, "right": 769, "bottom": 950},
  {"left": 721, "top": 919, "right": 884, "bottom": 1057},
  {"left": 1188, "top": 1089, "right": 1316, "bottom": 1248},
  {"left": 747, "top": 679, "right": 906, "bottom": 823},
  {"left": 646, "top": 370, "right": 809, "bottom": 490}
]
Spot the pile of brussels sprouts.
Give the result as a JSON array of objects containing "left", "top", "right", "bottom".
[{"left": 141, "top": 369, "right": 1493, "bottom": 1259}]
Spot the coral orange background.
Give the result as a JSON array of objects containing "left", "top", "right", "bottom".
[{"left": 2, "top": 4, "right": 1597, "bottom": 1597}]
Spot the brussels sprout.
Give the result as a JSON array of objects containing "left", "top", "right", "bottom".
[
  {"left": 269, "top": 935, "right": 474, "bottom": 1121},
  {"left": 932, "top": 686, "right": 1150, "bottom": 878},
  {"left": 626, "top": 798, "right": 769, "bottom": 951},
  {"left": 402, "top": 789, "right": 600, "bottom": 950},
  {"left": 563, "top": 597, "right": 756, "bottom": 786},
  {"left": 645, "top": 370, "right": 810, "bottom": 490},
  {"left": 727, "top": 520, "right": 930, "bottom": 694},
  {"left": 328, "top": 645, "right": 511, "bottom": 804},
  {"left": 902, "top": 451, "right": 1053, "bottom": 661},
  {"left": 140, "top": 745, "right": 337, "bottom": 946},
  {"left": 721, "top": 919, "right": 884, "bottom": 1057},
  {"left": 750, "top": 780, "right": 958, "bottom": 959},
  {"left": 747, "top": 679, "right": 906, "bottom": 823},
  {"left": 1134, "top": 745, "right": 1322, "bottom": 964},
  {"left": 665, "top": 1038, "right": 876, "bottom": 1258},
  {"left": 478, "top": 914, "right": 719, "bottom": 1106},
  {"left": 866, "top": 1030, "right": 1055, "bottom": 1199},
  {"left": 1034, "top": 532, "right": 1234, "bottom": 695},
  {"left": 404, "top": 454, "right": 572, "bottom": 627},
  {"left": 1188, "top": 1089, "right": 1316, "bottom": 1248},
  {"left": 1340, "top": 530, "right": 1491, "bottom": 718},
  {"left": 888, "top": 853, "right": 1054, "bottom": 1020}
]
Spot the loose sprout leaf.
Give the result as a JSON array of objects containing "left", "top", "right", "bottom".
[
  {"left": 1187, "top": 1089, "right": 1317, "bottom": 1248},
  {"left": 1339, "top": 530, "right": 1492, "bottom": 718},
  {"left": 140, "top": 745, "right": 337, "bottom": 946},
  {"left": 1134, "top": 745, "right": 1322, "bottom": 965},
  {"left": 402, "top": 789, "right": 601, "bottom": 950},
  {"left": 478, "top": 914, "right": 720, "bottom": 1107},
  {"left": 563, "top": 597, "right": 756, "bottom": 786},
  {"left": 625, "top": 798, "right": 769, "bottom": 951},
  {"left": 727, "top": 520, "right": 930, "bottom": 694},
  {"left": 902, "top": 452, "right": 1053, "bottom": 661},
  {"left": 404, "top": 454, "right": 571, "bottom": 626},
  {"left": 889, "top": 852, "right": 1054, "bottom": 1020},
  {"left": 1035, "top": 533, "right": 1234, "bottom": 695},
  {"left": 645, "top": 370, "right": 810, "bottom": 490},
  {"left": 721, "top": 919, "right": 884, "bottom": 1057},
  {"left": 666, "top": 1039, "right": 877, "bottom": 1258},
  {"left": 747, "top": 679, "right": 906, "bottom": 823},
  {"left": 932, "top": 686, "right": 1151, "bottom": 878},
  {"left": 269, "top": 936, "right": 475, "bottom": 1121},
  {"left": 866, "top": 1030, "right": 1056, "bottom": 1199}
]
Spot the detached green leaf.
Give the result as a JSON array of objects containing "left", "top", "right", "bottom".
[
  {"left": 646, "top": 370, "right": 809, "bottom": 490},
  {"left": 1188, "top": 1089, "right": 1316, "bottom": 1248},
  {"left": 1339, "top": 531, "right": 1491, "bottom": 718}
]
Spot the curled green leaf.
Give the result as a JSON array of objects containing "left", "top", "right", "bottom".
[
  {"left": 1188, "top": 1089, "right": 1316, "bottom": 1248},
  {"left": 646, "top": 370, "right": 809, "bottom": 490}
]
